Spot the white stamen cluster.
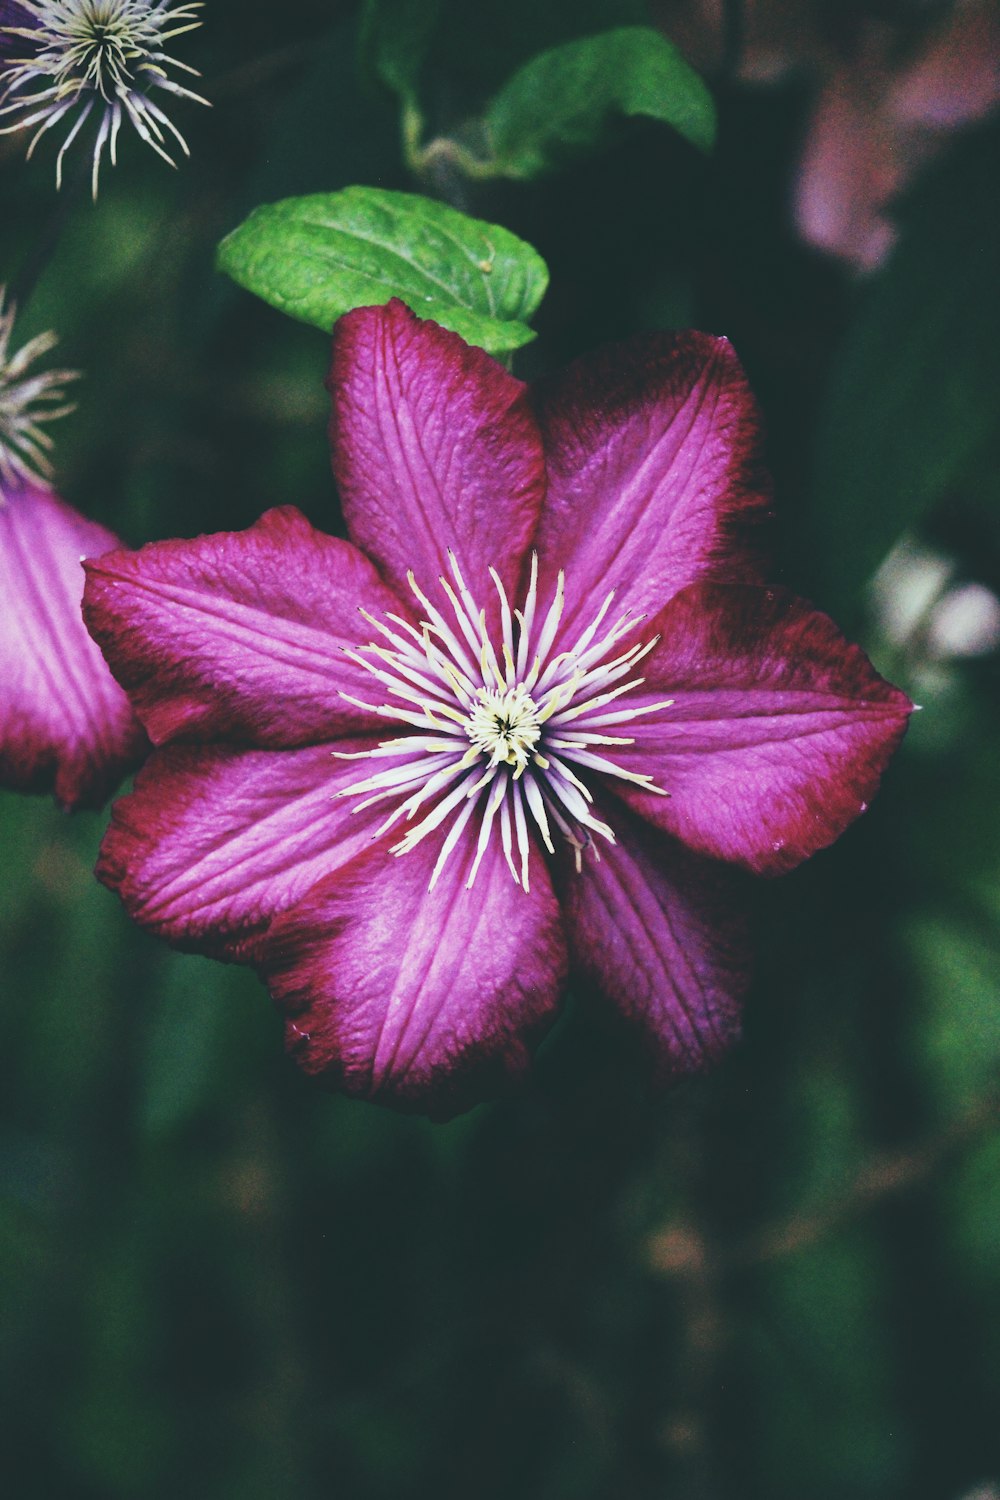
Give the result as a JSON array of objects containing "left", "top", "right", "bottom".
[
  {"left": 336, "top": 552, "right": 674, "bottom": 892},
  {"left": 0, "top": 288, "right": 78, "bottom": 494},
  {"left": 467, "top": 683, "right": 541, "bottom": 774},
  {"left": 0, "top": 1, "right": 208, "bottom": 197}
]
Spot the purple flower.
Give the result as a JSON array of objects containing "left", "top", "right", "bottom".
[
  {"left": 83, "top": 300, "right": 911, "bottom": 1116},
  {"left": 0, "top": 481, "right": 147, "bottom": 807},
  {"left": 0, "top": 290, "right": 145, "bottom": 807}
]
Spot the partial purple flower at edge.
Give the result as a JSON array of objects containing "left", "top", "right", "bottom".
[
  {"left": 83, "top": 300, "right": 913, "bottom": 1117},
  {"left": 0, "top": 292, "right": 145, "bottom": 808},
  {"left": 0, "top": 483, "right": 147, "bottom": 808}
]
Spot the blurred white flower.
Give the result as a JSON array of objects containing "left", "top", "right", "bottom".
[
  {"left": 871, "top": 537, "right": 954, "bottom": 648},
  {"left": 871, "top": 537, "right": 1000, "bottom": 664},
  {"left": 0, "top": 0, "right": 208, "bottom": 197},
  {"left": 927, "top": 582, "right": 1000, "bottom": 660},
  {"left": 0, "top": 286, "right": 78, "bottom": 495}
]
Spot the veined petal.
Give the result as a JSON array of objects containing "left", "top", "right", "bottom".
[
  {"left": 558, "top": 808, "right": 749, "bottom": 1081},
  {"left": 328, "top": 300, "right": 545, "bottom": 622},
  {"left": 0, "top": 484, "right": 145, "bottom": 809},
  {"left": 83, "top": 506, "right": 407, "bottom": 748},
  {"left": 97, "top": 738, "right": 399, "bottom": 962},
  {"left": 532, "top": 330, "right": 771, "bottom": 639},
  {"left": 609, "top": 584, "right": 913, "bottom": 874},
  {"left": 260, "top": 825, "right": 568, "bottom": 1118}
]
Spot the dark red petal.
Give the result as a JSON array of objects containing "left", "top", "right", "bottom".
[
  {"left": 611, "top": 584, "right": 913, "bottom": 874},
  {"left": 260, "top": 826, "right": 568, "bottom": 1118},
  {"left": 532, "top": 329, "right": 771, "bottom": 641},
  {"left": 96, "top": 738, "right": 398, "bottom": 962},
  {"left": 0, "top": 486, "right": 145, "bottom": 809},
  {"left": 83, "top": 506, "right": 404, "bottom": 748},
  {"left": 559, "top": 809, "right": 749, "bottom": 1083},
  {"left": 329, "top": 300, "right": 545, "bottom": 625}
]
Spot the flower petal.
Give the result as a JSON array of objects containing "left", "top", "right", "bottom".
[
  {"left": 96, "top": 738, "right": 396, "bottom": 962},
  {"left": 609, "top": 584, "right": 913, "bottom": 874},
  {"left": 0, "top": 485, "right": 146, "bottom": 809},
  {"left": 83, "top": 506, "right": 405, "bottom": 748},
  {"left": 558, "top": 809, "right": 749, "bottom": 1082},
  {"left": 328, "top": 299, "right": 545, "bottom": 617},
  {"left": 532, "top": 330, "right": 771, "bottom": 638},
  {"left": 260, "top": 827, "right": 568, "bottom": 1117}
]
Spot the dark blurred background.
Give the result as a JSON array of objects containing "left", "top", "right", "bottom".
[{"left": 2, "top": 2, "right": 999, "bottom": 1497}]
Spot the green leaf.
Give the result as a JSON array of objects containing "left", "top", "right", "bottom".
[
  {"left": 217, "top": 187, "right": 548, "bottom": 354},
  {"left": 358, "top": 0, "right": 443, "bottom": 102},
  {"left": 483, "top": 27, "right": 716, "bottom": 178},
  {"left": 811, "top": 118, "right": 1000, "bottom": 614}
]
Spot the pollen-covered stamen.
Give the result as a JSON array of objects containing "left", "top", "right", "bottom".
[
  {"left": 467, "top": 683, "right": 541, "bottom": 774},
  {"left": 337, "top": 552, "right": 672, "bottom": 890}
]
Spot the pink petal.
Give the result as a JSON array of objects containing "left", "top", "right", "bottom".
[
  {"left": 794, "top": 65, "right": 899, "bottom": 272},
  {"left": 532, "top": 330, "right": 771, "bottom": 640},
  {"left": 261, "top": 828, "right": 568, "bottom": 1117},
  {"left": 890, "top": 0, "right": 1000, "bottom": 129},
  {"left": 83, "top": 506, "right": 405, "bottom": 748},
  {"left": 609, "top": 584, "right": 913, "bottom": 874},
  {"left": 0, "top": 485, "right": 146, "bottom": 810},
  {"left": 328, "top": 300, "right": 545, "bottom": 621},
  {"left": 559, "top": 810, "right": 749, "bottom": 1081},
  {"left": 96, "top": 738, "right": 394, "bottom": 961}
]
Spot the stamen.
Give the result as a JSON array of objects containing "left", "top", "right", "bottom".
[
  {"left": 0, "top": 1, "right": 208, "bottom": 194},
  {"left": 337, "top": 552, "right": 672, "bottom": 888},
  {"left": 514, "top": 552, "right": 539, "bottom": 679},
  {"left": 428, "top": 792, "right": 481, "bottom": 891},
  {"left": 512, "top": 779, "right": 532, "bottom": 890},
  {"left": 521, "top": 773, "right": 555, "bottom": 856},
  {"left": 532, "top": 570, "right": 566, "bottom": 668},
  {"left": 489, "top": 567, "right": 516, "bottom": 681}
]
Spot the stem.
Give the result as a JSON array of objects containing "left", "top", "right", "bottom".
[
  {"left": 648, "top": 1092, "right": 998, "bottom": 1278},
  {"left": 401, "top": 93, "right": 499, "bottom": 196},
  {"left": 400, "top": 94, "right": 426, "bottom": 177},
  {"left": 417, "top": 133, "right": 498, "bottom": 183}
]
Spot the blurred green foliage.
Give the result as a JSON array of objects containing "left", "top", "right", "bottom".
[
  {"left": 812, "top": 117, "right": 1000, "bottom": 622},
  {"left": 481, "top": 27, "right": 716, "bottom": 175},
  {"left": 2, "top": 2, "right": 999, "bottom": 1498}
]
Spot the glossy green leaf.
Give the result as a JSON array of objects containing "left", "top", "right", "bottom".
[
  {"left": 811, "top": 118, "right": 1000, "bottom": 613},
  {"left": 483, "top": 27, "right": 716, "bottom": 178},
  {"left": 217, "top": 187, "right": 548, "bottom": 353}
]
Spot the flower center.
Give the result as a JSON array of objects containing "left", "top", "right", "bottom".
[
  {"left": 63, "top": 4, "right": 141, "bottom": 95},
  {"left": 336, "top": 552, "right": 673, "bottom": 892},
  {"left": 0, "top": 1, "right": 208, "bottom": 195},
  {"left": 467, "top": 684, "right": 541, "bottom": 773}
]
